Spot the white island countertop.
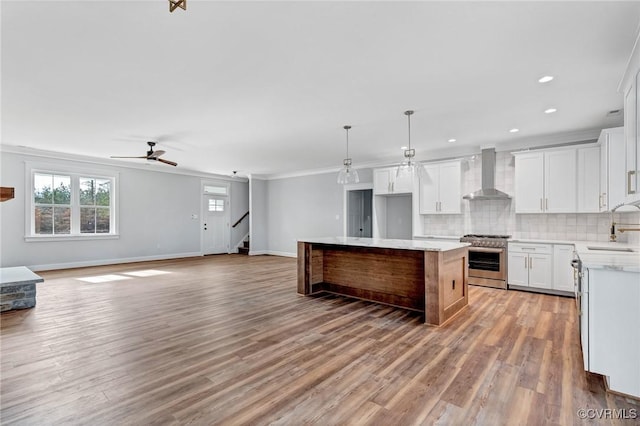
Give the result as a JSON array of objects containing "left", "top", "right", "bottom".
[{"left": 299, "top": 237, "right": 470, "bottom": 252}]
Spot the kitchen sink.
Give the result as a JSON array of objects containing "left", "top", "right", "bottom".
[{"left": 586, "top": 246, "right": 636, "bottom": 253}]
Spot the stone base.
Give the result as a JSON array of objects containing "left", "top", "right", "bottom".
[
  {"left": 1, "top": 283, "right": 37, "bottom": 311},
  {"left": 0, "top": 267, "right": 44, "bottom": 313}
]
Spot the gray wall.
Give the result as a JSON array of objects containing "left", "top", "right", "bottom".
[
  {"left": 265, "top": 168, "right": 373, "bottom": 255},
  {"left": 0, "top": 152, "right": 202, "bottom": 269},
  {"left": 385, "top": 194, "right": 412, "bottom": 239},
  {"left": 0, "top": 151, "right": 252, "bottom": 269},
  {"left": 249, "top": 177, "right": 268, "bottom": 253}
]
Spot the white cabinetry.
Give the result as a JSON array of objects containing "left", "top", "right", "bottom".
[
  {"left": 419, "top": 160, "right": 461, "bottom": 214},
  {"left": 598, "top": 127, "right": 626, "bottom": 211},
  {"left": 508, "top": 242, "right": 574, "bottom": 294},
  {"left": 576, "top": 146, "right": 600, "bottom": 213},
  {"left": 514, "top": 149, "right": 576, "bottom": 213},
  {"left": 619, "top": 32, "right": 640, "bottom": 204},
  {"left": 507, "top": 243, "right": 552, "bottom": 289},
  {"left": 374, "top": 167, "right": 413, "bottom": 195},
  {"left": 552, "top": 245, "right": 574, "bottom": 293},
  {"left": 584, "top": 267, "right": 640, "bottom": 398}
]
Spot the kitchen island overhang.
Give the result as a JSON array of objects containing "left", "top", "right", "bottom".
[{"left": 297, "top": 237, "right": 470, "bottom": 326}]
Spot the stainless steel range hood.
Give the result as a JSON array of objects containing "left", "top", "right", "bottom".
[{"left": 463, "top": 148, "right": 511, "bottom": 200}]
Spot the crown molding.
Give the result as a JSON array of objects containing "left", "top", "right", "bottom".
[{"left": 0, "top": 144, "right": 248, "bottom": 183}]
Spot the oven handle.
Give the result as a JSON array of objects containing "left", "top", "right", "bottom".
[{"left": 468, "top": 247, "right": 504, "bottom": 253}]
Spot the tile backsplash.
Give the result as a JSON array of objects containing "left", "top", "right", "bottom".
[{"left": 422, "top": 151, "right": 640, "bottom": 244}]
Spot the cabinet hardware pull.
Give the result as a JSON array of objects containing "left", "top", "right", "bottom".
[
  {"left": 598, "top": 194, "right": 602, "bottom": 208},
  {"left": 524, "top": 257, "right": 527, "bottom": 268},
  {"left": 629, "top": 170, "right": 637, "bottom": 194},
  {"left": 545, "top": 198, "right": 548, "bottom": 210},
  {"left": 602, "top": 193, "right": 606, "bottom": 208},
  {"left": 540, "top": 198, "right": 543, "bottom": 211},
  {"left": 529, "top": 257, "right": 533, "bottom": 268},
  {"left": 452, "top": 280, "right": 455, "bottom": 289}
]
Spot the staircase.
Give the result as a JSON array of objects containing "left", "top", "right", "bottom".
[{"left": 238, "top": 237, "right": 250, "bottom": 255}]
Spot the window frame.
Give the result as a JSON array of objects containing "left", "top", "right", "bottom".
[{"left": 25, "top": 163, "right": 119, "bottom": 242}]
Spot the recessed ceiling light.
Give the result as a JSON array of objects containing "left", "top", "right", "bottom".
[
  {"left": 509, "top": 128, "right": 520, "bottom": 133},
  {"left": 401, "top": 146, "right": 408, "bottom": 150},
  {"left": 448, "top": 138, "right": 456, "bottom": 143},
  {"left": 538, "top": 75, "right": 554, "bottom": 83},
  {"left": 544, "top": 108, "right": 557, "bottom": 114}
]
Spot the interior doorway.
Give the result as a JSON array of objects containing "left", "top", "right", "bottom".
[{"left": 346, "top": 188, "right": 373, "bottom": 238}]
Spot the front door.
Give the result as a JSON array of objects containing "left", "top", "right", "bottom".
[{"left": 202, "top": 195, "right": 229, "bottom": 254}]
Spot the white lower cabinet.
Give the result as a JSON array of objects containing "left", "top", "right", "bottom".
[
  {"left": 508, "top": 242, "right": 574, "bottom": 294},
  {"left": 584, "top": 267, "right": 640, "bottom": 398},
  {"left": 507, "top": 243, "right": 552, "bottom": 289},
  {"left": 552, "top": 245, "right": 575, "bottom": 292}
]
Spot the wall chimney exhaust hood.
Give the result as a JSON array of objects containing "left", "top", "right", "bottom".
[{"left": 463, "top": 148, "right": 511, "bottom": 200}]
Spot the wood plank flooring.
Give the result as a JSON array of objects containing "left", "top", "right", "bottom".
[{"left": 1, "top": 255, "right": 638, "bottom": 425}]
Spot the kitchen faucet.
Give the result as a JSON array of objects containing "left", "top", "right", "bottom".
[{"left": 609, "top": 201, "right": 640, "bottom": 242}]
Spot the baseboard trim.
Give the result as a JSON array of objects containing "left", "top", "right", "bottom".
[
  {"left": 266, "top": 250, "right": 297, "bottom": 258},
  {"left": 247, "top": 250, "right": 297, "bottom": 258},
  {"left": 27, "top": 252, "right": 203, "bottom": 272}
]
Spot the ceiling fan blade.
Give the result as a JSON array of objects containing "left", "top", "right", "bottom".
[
  {"left": 110, "top": 155, "right": 148, "bottom": 159},
  {"left": 147, "top": 150, "right": 165, "bottom": 159},
  {"left": 157, "top": 158, "right": 178, "bottom": 167}
]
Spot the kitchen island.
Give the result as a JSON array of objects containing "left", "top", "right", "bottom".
[{"left": 297, "top": 237, "right": 470, "bottom": 326}]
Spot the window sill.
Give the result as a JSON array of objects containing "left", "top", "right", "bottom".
[{"left": 24, "top": 234, "right": 120, "bottom": 242}]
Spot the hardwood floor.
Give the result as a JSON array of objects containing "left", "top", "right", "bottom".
[{"left": 1, "top": 255, "right": 638, "bottom": 425}]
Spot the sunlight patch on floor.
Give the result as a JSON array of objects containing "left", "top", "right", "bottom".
[
  {"left": 77, "top": 274, "right": 133, "bottom": 283},
  {"left": 122, "top": 270, "right": 171, "bottom": 277}
]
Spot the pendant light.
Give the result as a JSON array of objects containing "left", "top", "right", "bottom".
[
  {"left": 337, "top": 125, "right": 359, "bottom": 184},
  {"left": 396, "top": 110, "right": 426, "bottom": 179}
]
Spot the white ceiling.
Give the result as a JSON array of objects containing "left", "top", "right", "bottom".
[{"left": 2, "top": 1, "right": 639, "bottom": 177}]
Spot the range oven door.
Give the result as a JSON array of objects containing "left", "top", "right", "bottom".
[{"left": 467, "top": 247, "right": 506, "bottom": 280}]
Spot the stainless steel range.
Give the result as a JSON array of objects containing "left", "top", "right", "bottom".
[{"left": 460, "top": 234, "right": 510, "bottom": 289}]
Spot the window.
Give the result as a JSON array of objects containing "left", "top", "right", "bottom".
[
  {"left": 203, "top": 185, "right": 228, "bottom": 195},
  {"left": 28, "top": 167, "right": 117, "bottom": 239},
  {"left": 208, "top": 199, "right": 225, "bottom": 212}
]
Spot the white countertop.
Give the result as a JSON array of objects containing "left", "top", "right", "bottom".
[
  {"left": 300, "top": 237, "right": 470, "bottom": 252},
  {"left": 413, "top": 235, "right": 462, "bottom": 241},
  {"left": 573, "top": 242, "right": 640, "bottom": 272}
]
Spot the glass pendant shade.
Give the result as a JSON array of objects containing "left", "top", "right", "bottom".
[
  {"left": 396, "top": 110, "right": 426, "bottom": 179},
  {"left": 337, "top": 125, "right": 359, "bottom": 184}
]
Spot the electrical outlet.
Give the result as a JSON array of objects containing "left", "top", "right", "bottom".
[{"left": 191, "top": 214, "right": 198, "bottom": 219}]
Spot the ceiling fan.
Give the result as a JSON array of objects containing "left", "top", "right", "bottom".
[{"left": 111, "top": 141, "right": 177, "bottom": 166}]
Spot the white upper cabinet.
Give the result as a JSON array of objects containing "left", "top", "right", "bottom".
[
  {"left": 545, "top": 149, "right": 577, "bottom": 213},
  {"left": 514, "top": 152, "right": 544, "bottom": 213},
  {"left": 514, "top": 149, "right": 576, "bottom": 213},
  {"left": 419, "top": 160, "right": 461, "bottom": 214},
  {"left": 598, "top": 127, "right": 625, "bottom": 211},
  {"left": 373, "top": 167, "right": 413, "bottom": 195},
  {"left": 577, "top": 145, "right": 600, "bottom": 213},
  {"left": 619, "top": 32, "right": 640, "bottom": 204}
]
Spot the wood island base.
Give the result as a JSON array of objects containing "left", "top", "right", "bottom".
[{"left": 297, "top": 239, "right": 469, "bottom": 326}]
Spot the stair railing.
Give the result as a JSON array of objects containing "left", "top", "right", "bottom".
[{"left": 232, "top": 211, "right": 249, "bottom": 228}]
